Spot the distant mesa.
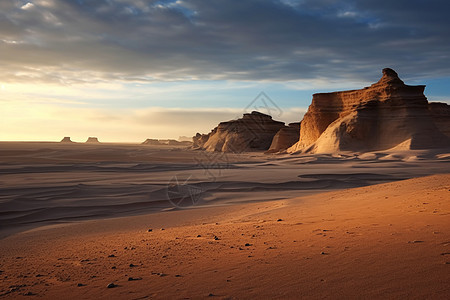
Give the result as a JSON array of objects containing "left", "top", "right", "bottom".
[
  {"left": 85, "top": 137, "right": 100, "bottom": 143},
  {"left": 288, "top": 68, "right": 450, "bottom": 153},
  {"left": 142, "top": 138, "right": 192, "bottom": 146},
  {"left": 142, "top": 138, "right": 160, "bottom": 145},
  {"left": 60, "top": 136, "right": 73, "bottom": 143},
  {"left": 193, "top": 111, "right": 287, "bottom": 152}
]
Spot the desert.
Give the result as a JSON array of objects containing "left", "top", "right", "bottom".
[
  {"left": 1, "top": 1, "right": 450, "bottom": 298},
  {"left": 0, "top": 137, "right": 449, "bottom": 299},
  {"left": 1, "top": 69, "right": 450, "bottom": 299}
]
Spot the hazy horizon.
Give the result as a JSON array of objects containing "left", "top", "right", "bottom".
[{"left": 1, "top": 0, "right": 450, "bottom": 142}]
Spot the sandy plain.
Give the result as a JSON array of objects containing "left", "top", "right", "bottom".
[{"left": 0, "top": 142, "right": 449, "bottom": 299}]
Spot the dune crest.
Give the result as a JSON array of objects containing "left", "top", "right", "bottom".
[{"left": 288, "top": 68, "right": 450, "bottom": 153}]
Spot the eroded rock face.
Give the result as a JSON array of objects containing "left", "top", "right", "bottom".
[
  {"left": 289, "top": 68, "right": 450, "bottom": 153},
  {"left": 196, "top": 111, "right": 286, "bottom": 152},
  {"left": 193, "top": 133, "right": 211, "bottom": 149},
  {"left": 428, "top": 102, "right": 450, "bottom": 138},
  {"left": 267, "top": 122, "right": 301, "bottom": 153}
]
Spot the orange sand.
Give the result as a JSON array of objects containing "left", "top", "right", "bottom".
[{"left": 1, "top": 174, "right": 449, "bottom": 299}]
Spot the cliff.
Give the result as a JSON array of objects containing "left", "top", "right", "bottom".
[
  {"left": 195, "top": 111, "right": 286, "bottom": 152},
  {"left": 288, "top": 68, "right": 450, "bottom": 153}
]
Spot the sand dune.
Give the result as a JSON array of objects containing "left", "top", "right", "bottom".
[
  {"left": 1, "top": 142, "right": 449, "bottom": 239},
  {"left": 0, "top": 173, "right": 448, "bottom": 299}
]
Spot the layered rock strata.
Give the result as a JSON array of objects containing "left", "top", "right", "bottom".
[
  {"left": 289, "top": 68, "right": 450, "bottom": 153},
  {"left": 196, "top": 111, "right": 286, "bottom": 152},
  {"left": 428, "top": 102, "right": 450, "bottom": 138}
]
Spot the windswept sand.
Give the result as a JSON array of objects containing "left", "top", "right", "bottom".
[
  {"left": 1, "top": 142, "right": 449, "bottom": 239},
  {"left": 1, "top": 174, "right": 449, "bottom": 299}
]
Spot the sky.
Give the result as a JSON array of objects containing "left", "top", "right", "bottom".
[{"left": 1, "top": 0, "right": 449, "bottom": 142}]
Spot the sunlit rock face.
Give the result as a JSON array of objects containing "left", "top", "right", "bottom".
[
  {"left": 267, "top": 122, "right": 300, "bottom": 153},
  {"left": 195, "top": 111, "right": 286, "bottom": 152},
  {"left": 288, "top": 68, "right": 450, "bottom": 153}
]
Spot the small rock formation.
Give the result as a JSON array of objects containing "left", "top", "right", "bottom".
[
  {"left": 267, "top": 122, "right": 301, "bottom": 153},
  {"left": 428, "top": 102, "right": 450, "bottom": 138},
  {"left": 288, "top": 68, "right": 450, "bottom": 153},
  {"left": 193, "top": 133, "right": 211, "bottom": 149},
  {"left": 60, "top": 137, "right": 73, "bottom": 143},
  {"left": 85, "top": 137, "right": 100, "bottom": 143},
  {"left": 196, "top": 111, "right": 286, "bottom": 152},
  {"left": 142, "top": 138, "right": 160, "bottom": 145}
]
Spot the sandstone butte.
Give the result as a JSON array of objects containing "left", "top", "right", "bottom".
[
  {"left": 288, "top": 68, "right": 450, "bottom": 154},
  {"left": 60, "top": 136, "right": 73, "bottom": 143},
  {"left": 193, "top": 111, "right": 286, "bottom": 152},
  {"left": 85, "top": 137, "right": 100, "bottom": 143}
]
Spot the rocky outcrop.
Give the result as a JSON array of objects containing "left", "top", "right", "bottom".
[
  {"left": 288, "top": 68, "right": 450, "bottom": 153},
  {"left": 428, "top": 102, "right": 450, "bottom": 138},
  {"left": 197, "top": 111, "right": 286, "bottom": 152},
  {"left": 142, "top": 138, "right": 160, "bottom": 145},
  {"left": 60, "top": 137, "right": 73, "bottom": 143},
  {"left": 267, "top": 122, "right": 301, "bottom": 153},
  {"left": 86, "top": 137, "right": 100, "bottom": 143},
  {"left": 193, "top": 133, "right": 211, "bottom": 149}
]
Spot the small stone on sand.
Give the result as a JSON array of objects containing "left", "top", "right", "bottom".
[{"left": 128, "top": 277, "right": 142, "bottom": 281}]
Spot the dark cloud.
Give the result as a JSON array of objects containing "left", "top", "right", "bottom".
[{"left": 1, "top": 0, "right": 449, "bottom": 84}]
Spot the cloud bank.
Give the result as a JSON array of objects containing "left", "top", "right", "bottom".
[{"left": 1, "top": 0, "right": 450, "bottom": 85}]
